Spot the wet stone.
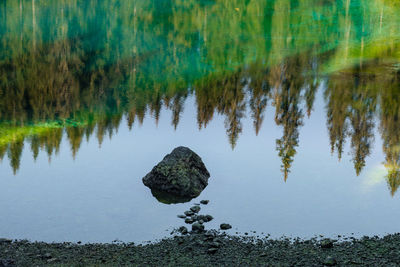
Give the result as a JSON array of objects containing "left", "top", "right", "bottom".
[
  {"left": 178, "top": 226, "right": 188, "bottom": 235},
  {"left": 205, "top": 215, "right": 213, "bottom": 222},
  {"left": 177, "top": 215, "right": 186, "bottom": 219},
  {"left": 185, "top": 218, "right": 194, "bottom": 224},
  {"left": 220, "top": 223, "right": 232, "bottom": 230},
  {"left": 192, "top": 222, "right": 205, "bottom": 232},
  {"left": 209, "top": 242, "right": 221, "bottom": 248},
  {"left": 321, "top": 239, "right": 334, "bottom": 249},
  {"left": 184, "top": 211, "right": 194, "bottom": 216},
  {"left": 0, "top": 259, "right": 15, "bottom": 267},
  {"left": 190, "top": 206, "right": 201, "bottom": 213},
  {"left": 323, "top": 256, "right": 337, "bottom": 266},
  {"left": 200, "top": 200, "right": 209, "bottom": 205},
  {"left": 207, "top": 248, "right": 218, "bottom": 254},
  {"left": 43, "top": 253, "right": 52, "bottom": 259},
  {"left": 47, "top": 258, "right": 58, "bottom": 264}
]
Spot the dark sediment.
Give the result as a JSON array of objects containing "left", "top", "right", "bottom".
[{"left": 1, "top": 233, "right": 400, "bottom": 266}]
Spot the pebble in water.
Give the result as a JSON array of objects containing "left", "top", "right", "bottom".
[
  {"left": 220, "top": 224, "right": 232, "bottom": 230},
  {"left": 190, "top": 206, "right": 201, "bottom": 213}
]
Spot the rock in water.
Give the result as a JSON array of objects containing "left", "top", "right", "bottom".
[
  {"left": 220, "top": 223, "right": 232, "bottom": 230},
  {"left": 143, "top": 147, "right": 210, "bottom": 202}
]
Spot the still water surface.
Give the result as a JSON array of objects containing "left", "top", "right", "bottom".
[{"left": 1, "top": 0, "right": 400, "bottom": 243}]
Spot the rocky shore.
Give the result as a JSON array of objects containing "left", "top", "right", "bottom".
[
  {"left": 1, "top": 232, "right": 400, "bottom": 266},
  {"left": 1, "top": 200, "right": 400, "bottom": 267}
]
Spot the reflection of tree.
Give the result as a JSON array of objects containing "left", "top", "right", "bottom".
[
  {"left": 326, "top": 68, "right": 378, "bottom": 175},
  {"left": 271, "top": 59, "right": 307, "bottom": 181},
  {"left": 8, "top": 140, "right": 24, "bottom": 174},
  {"left": 325, "top": 79, "right": 351, "bottom": 161},
  {"left": 194, "top": 71, "right": 246, "bottom": 149},
  {"left": 248, "top": 66, "right": 271, "bottom": 135},
  {"left": 379, "top": 75, "right": 400, "bottom": 196},
  {"left": 2, "top": 0, "right": 400, "bottom": 197}
]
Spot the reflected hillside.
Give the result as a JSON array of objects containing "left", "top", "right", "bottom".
[{"left": 1, "top": 0, "right": 400, "bottom": 194}]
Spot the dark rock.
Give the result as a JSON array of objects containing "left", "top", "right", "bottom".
[
  {"left": 200, "top": 200, "right": 209, "bottom": 205},
  {"left": 0, "top": 259, "right": 15, "bottom": 267},
  {"left": 142, "top": 147, "right": 210, "bottom": 203},
  {"left": 220, "top": 224, "right": 232, "bottom": 230},
  {"left": 321, "top": 239, "right": 334, "bottom": 249},
  {"left": 177, "top": 215, "right": 186, "bottom": 219},
  {"left": 205, "top": 215, "right": 213, "bottom": 222},
  {"left": 192, "top": 222, "right": 205, "bottom": 232},
  {"left": 190, "top": 206, "right": 201, "bottom": 213},
  {"left": 178, "top": 226, "right": 188, "bottom": 235},
  {"left": 0, "top": 238, "right": 12, "bottom": 244},
  {"left": 185, "top": 218, "right": 194, "bottom": 224},
  {"left": 47, "top": 258, "right": 58, "bottom": 264},
  {"left": 184, "top": 211, "right": 194, "bottom": 216},
  {"left": 44, "top": 253, "right": 52, "bottom": 259},
  {"left": 209, "top": 242, "right": 221, "bottom": 248},
  {"left": 207, "top": 248, "right": 218, "bottom": 254},
  {"left": 323, "top": 256, "right": 337, "bottom": 266}
]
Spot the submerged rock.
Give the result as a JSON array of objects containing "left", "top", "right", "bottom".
[{"left": 142, "top": 147, "right": 210, "bottom": 203}]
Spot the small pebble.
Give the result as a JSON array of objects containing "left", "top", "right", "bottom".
[
  {"left": 190, "top": 206, "right": 201, "bottom": 213},
  {"left": 220, "top": 223, "right": 232, "bottom": 230},
  {"left": 323, "top": 256, "right": 337, "bottom": 266},
  {"left": 207, "top": 248, "right": 218, "bottom": 254},
  {"left": 184, "top": 211, "right": 194, "bottom": 216},
  {"left": 200, "top": 200, "right": 209, "bottom": 205},
  {"left": 185, "top": 218, "right": 194, "bottom": 224}
]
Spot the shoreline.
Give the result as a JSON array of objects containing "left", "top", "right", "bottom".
[{"left": 1, "top": 231, "right": 400, "bottom": 266}]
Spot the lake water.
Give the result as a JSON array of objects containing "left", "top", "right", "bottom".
[{"left": 1, "top": 0, "right": 400, "bottom": 243}]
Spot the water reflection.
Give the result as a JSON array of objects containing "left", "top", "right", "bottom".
[{"left": 1, "top": 0, "right": 400, "bottom": 196}]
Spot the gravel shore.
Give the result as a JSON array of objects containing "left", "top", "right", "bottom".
[{"left": 1, "top": 232, "right": 400, "bottom": 266}]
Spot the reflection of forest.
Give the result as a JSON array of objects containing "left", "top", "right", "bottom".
[{"left": 1, "top": 0, "right": 400, "bottom": 195}]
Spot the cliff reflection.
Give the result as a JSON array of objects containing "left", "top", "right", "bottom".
[{"left": 1, "top": 0, "right": 400, "bottom": 195}]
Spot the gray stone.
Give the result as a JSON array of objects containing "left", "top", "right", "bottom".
[
  {"left": 209, "top": 242, "right": 221, "bottom": 248},
  {"left": 190, "top": 206, "right": 201, "bottom": 213},
  {"left": 44, "top": 253, "right": 52, "bottom": 259},
  {"left": 184, "top": 210, "right": 194, "bottom": 216},
  {"left": 321, "top": 239, "right": 334, "bottom": 249},
  {"left": 205, "top": 215, "right": 213, "bottom": 222},
  {"left": 323, "top": 256, "right": 337, "bottom": 266},
  {"left": 178, "top": 226, "right": 188, "bottom": 235},
  {"left": 207, "top": 248, "right": 218, "bottom": 254},
  {"left": 0, "top": 259, "right": 15, "bottom": 267},
  {"left": 185, "top": 218, "right": 194, "bottom": 224},
  {"left": 192, "top": 222, "right": 205, "bottom": 232},
  {"left": 142, "top": 147, "right": 210, "bottom": 201},
  {"left": 220, "top": 223, "right": 232, "bottom": 230}
]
